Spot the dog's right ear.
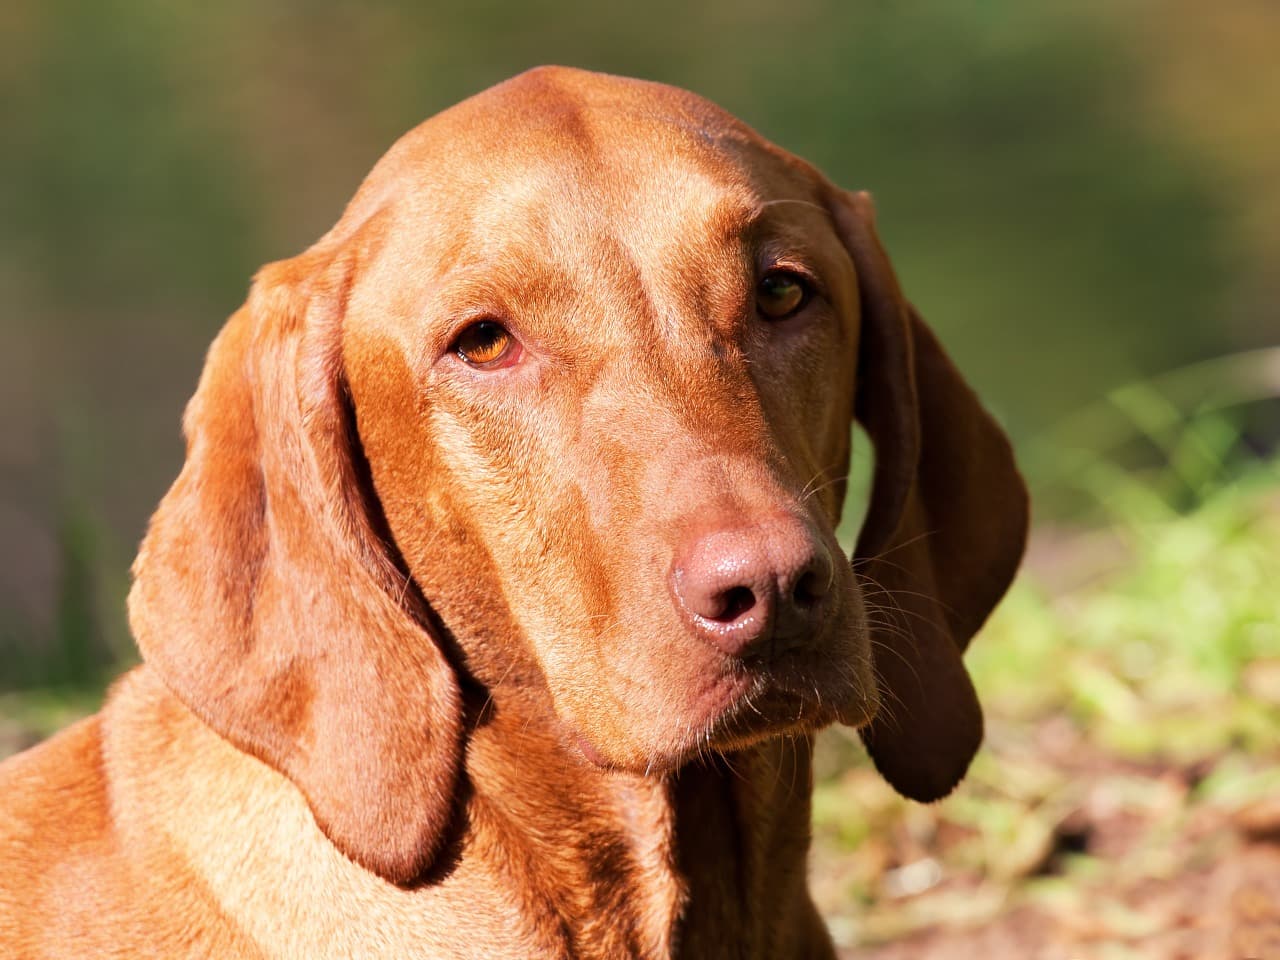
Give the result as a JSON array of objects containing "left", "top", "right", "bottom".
[
  {"left": 127, "top": 240, "right": 462, "bottom": 885},
  {"left": 832, "top": 190, "right": 1028, "bottom": 802}
]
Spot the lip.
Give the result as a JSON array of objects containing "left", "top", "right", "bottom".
[
  {"left": 567, "top": 628, "right": 875, "bottom": 775},
  {"left": 704, "top": 647, "right": 878, "bottom": 748},
  {"left": 705, "top": 672, "right": 833, "bottom": 750}
]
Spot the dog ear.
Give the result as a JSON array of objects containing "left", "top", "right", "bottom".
[
  {"left": 833, "top": 190, "right": 1028, "bottom": 801},
  {"left": 127, "top": 240, "right": 462, "bottom": 884}
]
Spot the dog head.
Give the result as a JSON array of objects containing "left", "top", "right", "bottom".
[{"left": 129, "top": 66, "right": 1027, "bottom": 883}]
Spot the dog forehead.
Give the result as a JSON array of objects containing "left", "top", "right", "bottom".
[
  {"left": 342, "top": 67, "right": 810, "bottom": 244},
  {"left": 337, "top": 68, "right": 838, "bottom": 367},
  {"left": 407, "top": 65, "right": 763, "bottom": 175}
]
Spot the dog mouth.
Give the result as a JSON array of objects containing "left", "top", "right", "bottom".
[
  {"left": 700, "top": 649, "right": 878, "bottom": 753},
  {"left": 569, "top": 642, "right": 877, "bottom": 775}
]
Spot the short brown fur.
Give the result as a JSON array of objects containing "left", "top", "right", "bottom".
[{"left": 0, "top": 67, "right": 1027, "bottom": 958}]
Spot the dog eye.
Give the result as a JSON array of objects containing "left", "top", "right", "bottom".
[
  {"left": 756, "top": 271, "right": 810, "bottom": 320},
  {"left": 453, "top": 320, "right": 521, "bottom": 369}
]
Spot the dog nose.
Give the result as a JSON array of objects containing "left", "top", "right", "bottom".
[{"left": 671, "top": 518, "right": 835, "bottom": 658}]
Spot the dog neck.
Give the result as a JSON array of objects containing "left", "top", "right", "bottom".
[
  {"left": 464, "top": 696, "right": 827, "bottom": 958},
  {"left": 106, "top": 667, "right": 828, "bottom": 959}
]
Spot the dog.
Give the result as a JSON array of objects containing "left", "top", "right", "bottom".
[{"left": 0, "top": 66, "right": 1027, "bottom": 958}]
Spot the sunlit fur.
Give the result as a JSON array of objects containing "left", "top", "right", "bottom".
[{"left": 0, "top": 67, "right": 1026, "bottom": 959}]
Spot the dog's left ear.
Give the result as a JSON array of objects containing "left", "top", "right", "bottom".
[
  {"left": 832, "top": 190, "right": 1029, "bottom": 801},
  {"left": 128, "top": 234, "right": 462, "bottom": 884}
]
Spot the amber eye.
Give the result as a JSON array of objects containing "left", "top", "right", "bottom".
[
  {"left": 756, "top": 271, "right": 809, "bottom": 320},
  {"left": 453, "top": 320, "right": 519, "bottom": 368}
]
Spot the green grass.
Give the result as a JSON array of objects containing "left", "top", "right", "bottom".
[
  {"left": 977, "top": 463, "right": 1280, "bottom": 755},
  {"left": 811, "top": 456, "right": 1280, "bottom": 946},
  {"left": 812, "top": 357, "right": 1280, "bottom": 949}
]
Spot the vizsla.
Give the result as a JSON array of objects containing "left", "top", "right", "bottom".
[{"left": 0, "top": 66, "right": 1027, "bottom": 958}]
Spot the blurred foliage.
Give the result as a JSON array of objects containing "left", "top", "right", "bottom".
[{"left": 2, "top": 0, "right": 1277, "bottom": 675}]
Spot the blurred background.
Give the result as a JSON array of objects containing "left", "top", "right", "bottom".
[{"left": 1, "top": 1, "right": 1277, "bottom": 956}]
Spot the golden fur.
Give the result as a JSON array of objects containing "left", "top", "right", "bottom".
[{"left": 0, "top": 66, "right": 1027, "bottom": 958}]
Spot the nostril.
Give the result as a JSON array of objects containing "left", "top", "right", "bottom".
[
  {"left": 792, "top": 569, "right": 825, "bottom": 608},
  {"left": 711, "top": 585, "right": 758, "bottom": 623},
  {"left": 790, "top": 545, "right": 834, "bottom": 613},
  {"left": 788, "top": 570, "right": 819, "bottom": 609}
]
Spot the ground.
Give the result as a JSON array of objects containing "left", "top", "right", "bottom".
[{"left": 815, "top": 719, "right": 1280, "bottom": 959}]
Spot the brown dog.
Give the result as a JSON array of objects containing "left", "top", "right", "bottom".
[{"left": 0, "top": 67, "right": 1026, "bottom": 958}]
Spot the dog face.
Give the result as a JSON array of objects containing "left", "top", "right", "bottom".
[
  {"left": 129, "top": 67, "right": 1027, "bottom": 883},
  {"left": 343, "top": 70, "right": 874, "bottom": 774}
]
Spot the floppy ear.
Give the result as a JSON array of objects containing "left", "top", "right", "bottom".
[
  {"left": 127, "top": 241, "right": 462, "bottom": 884},
  {"left": 834, "top": 190, "right": 1029, "bottom": 801}
]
